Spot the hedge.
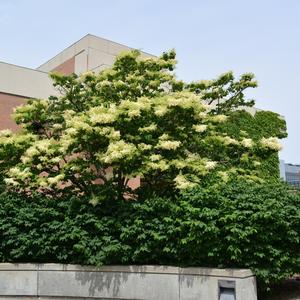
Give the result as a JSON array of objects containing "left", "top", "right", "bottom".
[{"left": 0, "top": 180, "right": 299, "bottom": 290}]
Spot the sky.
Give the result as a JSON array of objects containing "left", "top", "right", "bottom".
[{"left": 0, "top": 0, "right": 299, "bottom": 163}]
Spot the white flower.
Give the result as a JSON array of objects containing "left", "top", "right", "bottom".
[
  {"left": 138, "top": 143, "right": 152, "bottom": 151},
  {"left": 154, "top": 106, "right": 168, "bottom": 116},
  {"left": 8, "top": 167, "right": 31, "bottom": 180},
  {"left": 51, "top": 157, "right": 61, "bottom": 164},
  {"left": 198, "top": 112, "right": 208, "bottom": 119},
  {"left": 90, "top": 112, "right": 116, "bottom": 124},
  {"left": 52, "top": 123, "right": 63, "bottom": 130},
  {"left": 241, "top": 138, "right": 253, "bottom": 148},
  {"left": 4, "top": 177, "right": 19, "bottom": 186},
  {"left": 149, "top": 154, "right": 161, "bottom": 161},
  {"left": 119, "top": 99, "right": 150, "bottom": 118},
  {"left": 171, "top": 159, "right": 186, "bottom": 169},
  {"left": 0, "top": 129, "right": 12, "bottom": 137},
  {"left": 89, "top": 106, "right": 118, "bottom": 124},
  {"left": 128, "top": 110, "right": 141, "bottom": 118},
  {"left": 109, "top": 130, "right": 121, "bottom": 140},
  {"left": 212, "top": 115, "right": 228, "bottom": 123},
  {"left": 146, "top": 160, "right": 169, "bottom": 171},
  {"left": 60, "top": 137, "right": 73, "bottom": 151},
  {"left": 102, "top": 140, "right": 137, "bottom": 163},
  {"left": 218, "top": 171, "right": 229, "bottom": 182},
  {"left": 156, "top": 140, "right": 181, "bottom": 150},
  {"left": 138, "top": 123, "right": 157, "bottom": 132},
  {"left": 158, "top": 133, "right": 170, "bottom": 140},
  {"left": 174, "top": 174, "right": 197, "bottom": 190},
  {"left": 193, "top": 124, "right": 207, "bottom": 133},
  {"left": 205, "top": 161, "right": 217, "bottom": 170},
  {"left": 36, "top": 140, "right": 52, "bottom": 152},
  {"left": 260, "top": 137, "right": 282, "bottom": 151},
  {"left": 223, "top": 136, "right": 239, "bottom": 146},
  {"left": 65, "top": 128, "right": 78, "bottom": 136},
  {"left": 47, "top": 174, "right": 64, "bottom": 186}
]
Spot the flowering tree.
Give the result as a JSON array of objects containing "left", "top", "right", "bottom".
[{"left": 0, "top": 50, "right": 283, "bottom": 200}]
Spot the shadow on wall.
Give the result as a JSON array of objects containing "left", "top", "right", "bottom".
[
  {"left": 75, "top": 270, "right": 129, "bottom": 297},
  {"left": 74, "top": 265, "right": 213, "bottom": 298}
]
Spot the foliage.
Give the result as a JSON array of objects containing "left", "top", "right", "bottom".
[
  {"left": 0, "top": 50, "right": 285, "bottom": 200},
  {"left": 0, "top": 180, "right": 299, "bottom": 290},
  {"left": 216, "top": 110, "right": 287, "bottom": 181},
  {"left": 186, "top": 71, "right": 257, "bottom": 114}
]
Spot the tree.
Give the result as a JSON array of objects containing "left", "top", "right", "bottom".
[{"left": 0, "top": 50, "right": 284, "bottom": 200}]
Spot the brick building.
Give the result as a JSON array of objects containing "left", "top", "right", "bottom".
[{"left": 0, "top": 34, "right": 154, "bottom": 131}]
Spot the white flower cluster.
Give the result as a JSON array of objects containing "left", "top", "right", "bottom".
[
  {"left": 156, "top": 140, "right": 181, "bottom": 150},
  {"left": 260, "top": 137, "right": 282, "bottom": 151},
  {"left": 4, "top": 177, "right": 19, "bottom": 186},
  {"left": 101, "top": 140, "right": 137, "bottom": 164},
  {"left": 0, "top": 129, "right": 12, "bottom": 137},
  {"left": 241, "top": 138, "right": 253, "bottom": 148},
  {"left": 211, "top": 115, "right": 228, "bottom": 123},
  {"left": 171, "top": 159, "right": 186, "bottom": 169},
  {"left": 138, "top": 123, "right": 157, "bottom": 132},
  {"left": 154, "top": 105, "right": 168, "bottom": 117},
  {"left": 47, "top": 174, "right": 65, "bottom": 186},
  {"left": 149, "top": 154, "right": 161, "bottom": 161},
  {"left": 66, "top": 116, "right": 92, "bottom": 133},
  {"left": 198, "top": 112, "right": 208, "bottom": 119},
  {"left": 146, "top": 160, "right": 169, "bottom": 171},
  {"left": 205, "top": 161, "right": 217, "bottom": 170},
  {"left": 166, "top": 93, "right": 202, "bottom": 110},
  {"left": 95, "top": 79, "right": 112, "bottom": 89},
  {"left": 193, "top": 124, "right": 207, "bottom": 133},
  {"left": 21, "top": 139, "right": 54, "bottom": 163},
  {"left": 218, "top": 171, "right": 229, "bottom": 182},
  {"left": 138, "top": 143, "right": 152, "bottom": 151},
  {"left": 222, "top": 136, "right": 239, "bottom": 146},
  {"left": 156, "top": 134, "right": 181, "bottom": 150},
  {"left": 7, "top": 166, "right": 32, "bottom": 181},
  {"left": 173, "top": 174, "right": 197, "bottom": 190},
  {"left": 119, "top": 98, "right": 151, "bottom": 118},
  {"left": 89, "top": 106, "right": 118, "bottom": 124}
]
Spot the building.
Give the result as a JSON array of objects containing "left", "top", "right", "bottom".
[
  {"left": 280, "top": 160, "right": 300, "bottom": 186},
  {"left": 0, "top": 34, "right": 154, "bottom": 131}
]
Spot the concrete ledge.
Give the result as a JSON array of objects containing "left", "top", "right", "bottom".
[
  {"left": 0, "top": 263, "right": 253, "bottom": 277},
  {"left": 0, "top": 263, "right": 257, "bottom": 300}
]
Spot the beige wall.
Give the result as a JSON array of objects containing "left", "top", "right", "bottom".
[
  {"left": 0, "top": 62, "right": 58, "bottom": 99},
  {"left": 37, "top": 34, "right": 155, "bottom": 75}
]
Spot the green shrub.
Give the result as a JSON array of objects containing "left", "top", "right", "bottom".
[
  {"left": 177, "top": 181, "right": 300, "bottom": 289},
  {"left": 0, "top": 180, "right": 299, "bottom": 290}
]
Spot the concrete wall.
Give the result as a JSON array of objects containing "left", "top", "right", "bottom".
[
  {"left": 37, "top": 34, "right": 155, "bottom": 75},
  {"left": 0, "top": 62, "right": 58, "bottom": 99},
  {"left": 0, "top": 263, "right": 257, "bottom": 300}
]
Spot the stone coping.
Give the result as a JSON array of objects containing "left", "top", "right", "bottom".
[{"left": 0, "top": 263, "right": 253, "bottom": 278}]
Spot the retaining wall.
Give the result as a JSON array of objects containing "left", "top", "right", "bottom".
[{"left": 0, "top": 263, "right": 257, "bottom": 300}]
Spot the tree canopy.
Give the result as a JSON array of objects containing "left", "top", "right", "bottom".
[{"left": 0, "top": 50, "right": 285, "bottom": 200}]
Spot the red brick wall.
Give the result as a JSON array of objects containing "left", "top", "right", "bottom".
[
  {"left": 51, "top": 56, "right": 75, "bottom": 75},
  {"left": 0, "top": 92, "right": 26, "bottom": 131}
]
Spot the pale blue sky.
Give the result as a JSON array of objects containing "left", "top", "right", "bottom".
[{"left": 0, "top": 0, "right": 299, "bottom": 163}]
